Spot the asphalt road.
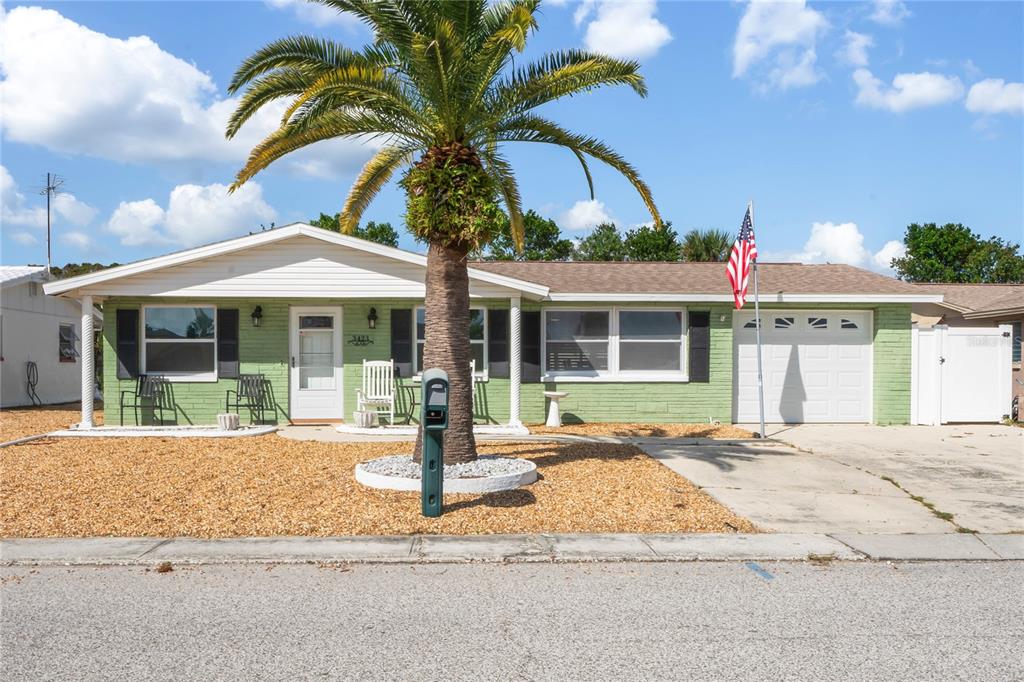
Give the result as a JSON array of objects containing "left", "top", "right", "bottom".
[{"left": 2, "top": 561, "right": 1021, "bottom": 680}]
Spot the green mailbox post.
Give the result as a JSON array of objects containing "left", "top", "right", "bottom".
[{"left": 420, "top": 368, "right": 449, "bottom": 518}]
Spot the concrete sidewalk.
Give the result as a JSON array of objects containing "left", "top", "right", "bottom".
[{"left": 2, "top": 533, "right": 1020, "bottom": 566}]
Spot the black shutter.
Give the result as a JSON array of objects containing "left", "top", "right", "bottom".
[
  {"left": 217, "top": 309, "right": 240, "bottom": 378},
  {"left": 115, "top": 309, "right": 140, "bottom": 379},
  {"left": 391, "top": 309, "right": 413, "bottom": 377},
  {"left": 487, "top": 309, "right": 509, "bottom": 378},
  {"left": 522, "top": 311, "right": 541, "bottom": 382},
  {"left": 689, "top": 311, "right": 710, "bottom": 383}
]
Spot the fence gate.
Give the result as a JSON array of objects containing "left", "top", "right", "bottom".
[{"left": 911, "top": 324, "right": 1013, "bottom": 425}]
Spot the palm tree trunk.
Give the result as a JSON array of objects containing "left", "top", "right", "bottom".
[{"left": 413, "top": 241, "right": 477, "bottom": 464}]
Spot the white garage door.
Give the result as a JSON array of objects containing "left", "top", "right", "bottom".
[{"left": 734, "top": 310, "right": 872, "bottom": 423}]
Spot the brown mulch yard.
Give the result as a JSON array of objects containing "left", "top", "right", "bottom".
[
  {"left": 530, "top": 422, "right": 754, "bottom": 439},
  {"left": 0, "top": 433, "right": 756, "bottom": 538},
  {"left": 0, "top": 403, "right": 101, "bottom": 442}
]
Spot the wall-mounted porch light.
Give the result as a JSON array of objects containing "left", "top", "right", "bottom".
[
  {"left": 251, "top": 305, "right": 264, "bottom": 328},
  {"left": 367, "top": 307, "right": 378, "bottom": 330}
]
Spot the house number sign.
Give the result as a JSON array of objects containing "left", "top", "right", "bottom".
[{"left": 348, "top": 334, "right": 374, "bottom": 346}]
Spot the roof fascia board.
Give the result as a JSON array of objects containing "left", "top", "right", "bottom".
[
  {"left": 43, "top": 223, "right": 548, "bottom": 299},
  {"left": 546, "top": 293, "right": 944, "bottom": 303},
  {"left": 962, "top": 307, "right": 1024, "bottom": 319}
]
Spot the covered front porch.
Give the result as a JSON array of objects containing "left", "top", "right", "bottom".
[{"left": 69, "top": 296, "right": 534, "bottom": 432}]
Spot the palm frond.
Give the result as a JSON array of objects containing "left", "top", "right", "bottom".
[
  {"left": 231, "top": 110, "right": 415, "bottom": 190},
  {"left": 495, "top": 114, "right": 660, "bottom": 225},
  {"left": 339, "top": 144, "right": 417, "bottom": 233},
  {"left": 479, "top": 147, "right": 525, "bottom": 251},
  {"left": 228, "top": 36, "right": 361, "bottom": 93}
]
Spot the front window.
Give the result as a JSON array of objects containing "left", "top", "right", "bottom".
[
  {"left": 545, "top": 310, "right": 610, "bottom": 375},
  {"left": 542, "top": 308, "right": 688, "bottom": 380},
  {"left": 58, "top": 323, "right": 78, "bottom": 362},
  {"left": 143, "top": 306, "right": 216, "bottom": 379},
  {"left": 415, "top": 307, "right": 486, "bottom": 375},
  {"left": 618, "top": 311, "right": 683, "bottom": 372}
]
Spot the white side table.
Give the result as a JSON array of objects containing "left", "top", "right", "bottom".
[{"left": 543, "top": 391, "right": 569, "bottom": 428}]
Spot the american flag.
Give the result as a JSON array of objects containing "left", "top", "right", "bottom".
[{"left": 726, "top": 204, "right": 758, "bottom": 309}]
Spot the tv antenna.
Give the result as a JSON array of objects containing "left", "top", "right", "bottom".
[{"left": 38, "top": 172, "right": 65, "bottom": 273}]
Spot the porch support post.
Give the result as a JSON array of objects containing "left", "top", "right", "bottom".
[
  {"left": 79, "top": 295, "right": 95, "bottom": 429},
  {"left": 509, "top": 296, "right": 522, "bottom": 426}
]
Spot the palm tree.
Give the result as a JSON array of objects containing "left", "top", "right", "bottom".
[
  {"left": 226, "top": 0, "right": 660, "bottom": 462},
  {"left": 681, "top": 229, "right": 732, "bottom": 262}
]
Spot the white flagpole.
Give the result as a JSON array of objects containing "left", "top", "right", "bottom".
[{"left": 750, "top": 200, "right": 767, "bottom": 439}]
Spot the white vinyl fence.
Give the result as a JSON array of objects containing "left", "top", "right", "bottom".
[{"left": 911, "top": 324, "right": 1013, "bottom": 425}]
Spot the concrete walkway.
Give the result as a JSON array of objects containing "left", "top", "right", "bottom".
[{"left": 2, "top": 533, "right": 1021, "bottom": 566}]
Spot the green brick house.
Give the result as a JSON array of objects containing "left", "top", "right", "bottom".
[{"left": 43, "top": 223, "right": 941, "bottom": 431}]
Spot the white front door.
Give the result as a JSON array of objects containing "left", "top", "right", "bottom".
[
  {"left": 289, "top": 306, "right": 344, "bottom": 420},
  {"left": 734, "top": 310, "right": 873, "bottom": 423}
]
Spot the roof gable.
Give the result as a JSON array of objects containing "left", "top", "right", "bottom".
[{"left": 43, "top": 224, "right": 548, "bottom": 299}]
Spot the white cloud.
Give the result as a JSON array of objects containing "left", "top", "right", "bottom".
[
  {"left": 965, "top": 79, "right": 1024, "bottom": 116},
  {"left": 872, "top": 239, "right": 906, "bottom": 271},
  {"left": 104, "top": 182, "right": 277, "bottom": 248},
  {"left": 853, "top": 68, "right": 964, "bottom": 112},
  {"left": 0, "top": 7, "right": 374, "bottom": 176},
  {"left": 107, "top": 199, "right": 170, "bottom": 247},
  {"left": 560, "top": 199, "right": 614, "bottom": 231},
  {"left": 762, "top": 221, "right": 904, "bottom": 273},
  {"left": 732, "top": 0, "right": 829, "bottom": 91},
  {"left": 0, "top": 165, "right": 96, "bottom": 231},
  {"left": 53, "top": 194, "right": 98, "bottom": 227},
  {"left": 1, "top": 165, "right": 46, "bottom": 228},
  {"left": 836, "top": 30, "right": 873, "bottom": 68},
  {"left": 10, "top": 231, "right": 39, "bottom": 246},
  {"left": 165, "top": 183, "right": 276, "bottom": 246},
  {"left": 60, "top": 231, "right": 94, "bottom": 251},
  {"left": 575, "top": 0, "right": 672, "bottom": 60},
  {"left": 264, "top": 0, "right": 361, "bottom": 28},
  {"left": 869, "top": 0, "right": 910, "bottom": 26}
]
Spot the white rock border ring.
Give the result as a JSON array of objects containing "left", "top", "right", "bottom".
[{"left": 355, "top": 457, "right": 538, "bottom": 493}]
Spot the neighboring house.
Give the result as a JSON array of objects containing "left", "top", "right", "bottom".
[
  {"left": 1, "top": 266, "right": 99, "bottom": 408},
  {"left": 912, "top": 283, "right": 1024, "bottom": 403},
  {"left": 43, "top": 223, "right": 940, "bottom": 428}
]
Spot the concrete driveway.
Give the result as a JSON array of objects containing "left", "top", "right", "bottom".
[
  {"left": 640, "top": 424, "right": 1022, "bottom": 534},
  {"left": 641, "top": 441, "right": 951, "bottom": 533},
  {"left": 769, "top": 424, "right": 1023, "bottom": 534}
]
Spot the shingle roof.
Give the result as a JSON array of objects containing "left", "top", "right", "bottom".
[
  {"left": 913, "top": 283, "right": 1024, "bottom": 316},
  {"left": 470, "top": 261, "right": 925, "bottom": 295},
  {"left": 0, "top": 265, "right": 46, "bottom": 287}
]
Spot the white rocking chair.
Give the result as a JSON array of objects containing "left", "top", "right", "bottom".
[{"left": 356, "top": 360, "right": 395, "bottom": 426}]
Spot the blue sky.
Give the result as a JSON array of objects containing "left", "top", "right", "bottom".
[{"left": 1, "top": 0, "right": 1021, "bottom": 272}]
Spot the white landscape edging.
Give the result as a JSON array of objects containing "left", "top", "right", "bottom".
[
  {"left": 355, "top": 459, "right": 538, "bottom": 493},
  {"left": 47, "top": 425, "right": 278, "bottom": 438}
]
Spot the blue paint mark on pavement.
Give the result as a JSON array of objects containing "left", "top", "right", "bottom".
[{"left": 745, "top": 562, "right": 774, "bottom": 581}]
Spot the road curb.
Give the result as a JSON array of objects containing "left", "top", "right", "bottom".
[{"left": 3, "top": 532, "right": 1020, "bottom": 566}]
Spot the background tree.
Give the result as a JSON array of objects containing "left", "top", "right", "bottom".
[
  {"left": 892, "top": 222, "right": 1024, "bottom": 283},
  {"left": 49, "top": 262, "right": 120, "bottom": 279},
  {"left": 485, "top": 210, "right": 574, "bottom": 261},
  {"left": 309, "top": 213, "right": 400, "bottom": 247},
  {"left": 624, "top": 221, "right": 679, "bottom": 261},
  {"left": 575, "top": 223, "right": 625, "bottom": 261},
  {"left": 227, "top": 0, "right": 660, "bottom": 462},
  {"left": 680, "top": 229, "right": 732, "bottom": 262}
]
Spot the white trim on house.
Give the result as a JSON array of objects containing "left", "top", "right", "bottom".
[
  {"left": 547, "top": 293, "right": 943, "bottom": 303},
  {"left": 42, "top": 223, "right": 550, "bottom": 300}
]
